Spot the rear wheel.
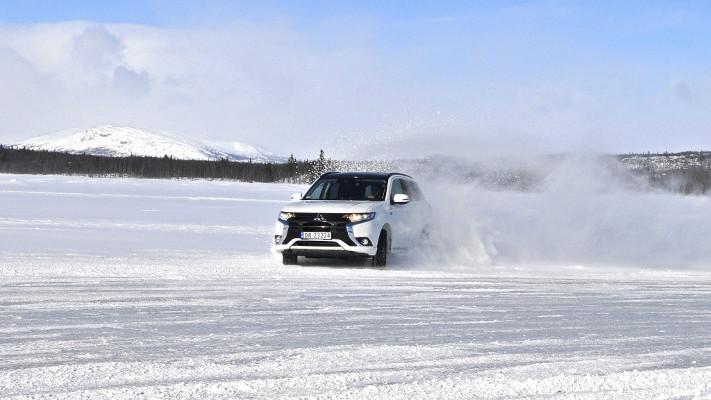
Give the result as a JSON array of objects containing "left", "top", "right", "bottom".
[
  {"left": 420, "top": 225, "right": 432, "bottom": 242},
  {"left": 372, "top": 231, "right": 388, "bottom": 268},
  {"left": 282, "top": 253, "right": 297, "bottom": 265},
  {"left": 419, "top": 225, "right": 434, "bottom": 251}
]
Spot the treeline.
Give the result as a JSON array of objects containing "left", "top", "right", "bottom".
[
  {"left": 4, "top": 145, "right": 711, "bottom": 195},
  {"left": 0, "top": 146, "right": 327, "bottom": 183},
  {"left": 648, "top": 168, "right": 711, "bottom": 194},
  {"left": 619, "top": 151, "right": 711, "bottom": 194},
  {"left": 628, "top": 166, "right": 711, "bottom": 195}
]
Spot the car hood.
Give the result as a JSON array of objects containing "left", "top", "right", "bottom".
[{"left": 281, "top": 200, "right": 379, "bottom": 214}]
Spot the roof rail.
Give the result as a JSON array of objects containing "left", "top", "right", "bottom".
[{"left": 317, "top": 171, "right": 413, "bottom": 179}]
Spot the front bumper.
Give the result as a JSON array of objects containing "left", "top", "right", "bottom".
[{"left": 274, "top": 219, "right": 379, "bottom": 257}]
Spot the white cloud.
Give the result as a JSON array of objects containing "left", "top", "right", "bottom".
[
  {"left": 0, "top": 21, "right": 413, "bottom": 155},
  {"left": 72, "top": 25, "right": 123, "bottom": 79},
  {"left": 112, "top": 65, "right": 152, "bottom": 95},
  {"left": 1, "top": 16, "right": 710, "bottom": 157}
]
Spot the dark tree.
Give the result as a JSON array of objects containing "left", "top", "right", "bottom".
[{"left": 0, "top": 147, "right": 315, "bottom": 183}]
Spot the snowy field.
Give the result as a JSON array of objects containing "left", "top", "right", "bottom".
[{"left": 2, "top": 174, "right": 711, "bottom": 399}]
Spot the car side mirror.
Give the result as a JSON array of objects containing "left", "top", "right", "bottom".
[
  {"left": 392, "top": 194, "right": 410, "bottom": 204},
  {"left": 290, "top": 193, "right": 302, "bottom": 200}
]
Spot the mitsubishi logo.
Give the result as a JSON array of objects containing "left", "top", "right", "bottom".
[{"left": 314, "top": 214, "right": 327, "bottom": 222}]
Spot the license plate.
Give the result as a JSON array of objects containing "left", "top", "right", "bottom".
[{"left": 301, "top": 231, "right": 331, "bottom": 240}]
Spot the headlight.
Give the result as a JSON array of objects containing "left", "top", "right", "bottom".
[
  {"left": 343, "top": 212, "right": 376, "bottom": 223},
  {"left": 279, "top": 212, "right": 295, "bottom": 222}
]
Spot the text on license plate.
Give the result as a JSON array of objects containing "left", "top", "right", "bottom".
[{"left": 301, "top": 232, "right": 331, "bottom": 240}]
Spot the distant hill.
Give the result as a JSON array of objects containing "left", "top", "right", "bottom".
[{"left": 18, "top": 125, "right": 281, "bottom": 162}]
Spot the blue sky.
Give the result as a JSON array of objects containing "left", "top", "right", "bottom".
[
  {"left": 0, "top": 1, "right": 529, "bottom": 25},
  {"left": 1, "top": 1, "right": 710, "bottom": 155}
]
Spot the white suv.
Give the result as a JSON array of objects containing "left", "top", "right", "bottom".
[{"left": 274, "top": 172, "right": 431, "bottom": 267}]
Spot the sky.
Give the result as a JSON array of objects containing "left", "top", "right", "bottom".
[{"left": 1, "top": 1, "right": 711, "bottom": 158}]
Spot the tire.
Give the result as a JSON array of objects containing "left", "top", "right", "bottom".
[
  {"left": 282, "top": 253, "right": 297, "bottom": 265},
  {"left": 372, "top": 231, "right": 388, "bottom": 267},
  {"left": 419, "top": 225, "right": 432, "bottom": 242}
]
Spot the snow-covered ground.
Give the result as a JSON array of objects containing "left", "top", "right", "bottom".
[{"left": 2, "top": 174, "right": 711, "bottom": 399}]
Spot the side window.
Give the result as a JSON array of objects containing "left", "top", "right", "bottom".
[
  {"left": 403, "top": 180, "right": 423, "bottom": 201},
  {"left": 401, "top": 180, "right": 414, "bottom": 200},
  {"left": 390, "top": 178, "right": 405, "bottom": 202},
  {"left": 414, "top": 183, "right": 424, "bottom": 200}
]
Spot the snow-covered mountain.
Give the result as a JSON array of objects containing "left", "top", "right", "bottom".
[{"left": 19, "top": 126, "right": 280, "bottom": 162}]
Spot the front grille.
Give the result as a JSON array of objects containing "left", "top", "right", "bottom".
[
  {"left": 290, "top": 213, "right": 349, "bottom": 223},
  {"left": 292, "top": 241, "right": 341, "bottom": 247},
  {"left": 284, "top": 213, "right": 355, "bottom": 246}
]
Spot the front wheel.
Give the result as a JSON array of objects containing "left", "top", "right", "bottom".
[
  {"left": 372, "top": 231, "right": 388, "bottom": 268},
  {"left": 282, "top": 253, "right": 297, "bottom": 265}
]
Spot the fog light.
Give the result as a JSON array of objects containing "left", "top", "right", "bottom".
[
  {"left": 356, "top": 237, "right": 372, "bottom": 246},
  {"left": 274, "top": 235, "right": 282, "bottom": 244}
]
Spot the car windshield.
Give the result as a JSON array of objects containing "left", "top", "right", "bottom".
[{"left": 303, "top": 177, "right": 386, "bottom": 201}]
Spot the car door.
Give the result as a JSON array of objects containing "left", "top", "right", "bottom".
[
  {"left": 400, "top": 179, "right": 427, "bottom": 244},
  {"left": 387, "top": 178, "right": 409, "bottom": 250}
]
